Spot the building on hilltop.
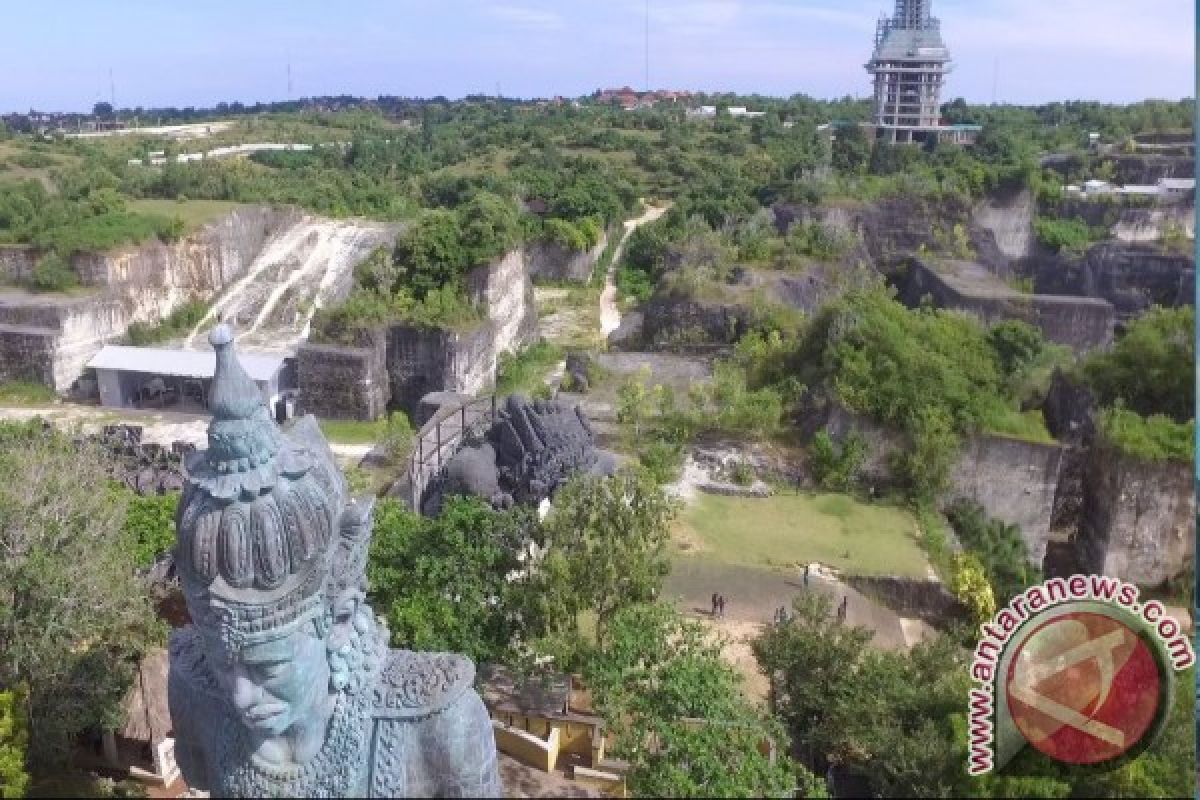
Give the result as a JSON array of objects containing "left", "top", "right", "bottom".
[{"left": 866, "top": 0, "right": 967, "bottom": 145}]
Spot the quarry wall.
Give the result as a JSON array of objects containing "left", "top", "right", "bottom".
[
  {"left": 816, "top": 403, "right": 1063, "bottom": 570},
  {"left": 0, "top": 206, "right": 300, "bottom": 391},
  {"left": 298, "top": 247, "right": 538, "bottom": 418},
  {"left": 295, "top": 331, "right": 390, "bottom": 421},
  {"left": 1078, "top": 444, "right": 1194, "bottom": 587},
  {"left": 1025, "top": 242, "right": 1194, "bottom": 322},
  {"left": 896, "top": 258, "right": 1114, "bottom": 353},
  {"left": 525, "top": 233, "right": 608, "bottom": 284}
]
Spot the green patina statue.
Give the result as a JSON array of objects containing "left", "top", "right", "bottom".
[{"left": 167, "top": 323, "right": 502, "bottom": 797}]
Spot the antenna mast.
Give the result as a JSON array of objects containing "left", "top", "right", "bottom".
[
  {"left": 644, "top": 0, "right": 650, "bottom": 93},
  {"left": 109, "top": 67, "right": 116, "bottom": 110},
  {"left": 287, "top": 51, "right": 293, "bottom": 102}
]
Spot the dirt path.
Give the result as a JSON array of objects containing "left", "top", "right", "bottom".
[{"left": 600, "top": 204, "right": 669, "bottom": 338}]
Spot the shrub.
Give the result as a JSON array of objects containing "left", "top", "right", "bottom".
[
  {"left": 542, "top": 218, "right": 589, "bottom": 251},
  {"left": 1033, "top": 217, "right": 1094, "bottom": 254},
  {"left": 121, "top": 492, "right": 180, "bottom": 568},
  {"left": 1097, "top": 407, "right": 1193, "bottom": 463},
  {"left": 945, "top": 500, "right": 1037, "bottom": 605},
  {"left": 29, "top": 253, "right": 77, "bottom": 292},
  {"left": 638, "top": 439, "right": 685, "bottom": 486},
  {"left": 1082, "top": 305, "right": 1194, "bottom": 422},
  {"left": 126, "top": 299, "right": 210, "bottom": 346},
  {"left": 807, "top": 430, "right": 867, "bottom": 492}
]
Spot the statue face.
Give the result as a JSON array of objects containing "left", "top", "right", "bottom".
[{"left": 217, "top": 626, "right": 331, "bottom": 738}]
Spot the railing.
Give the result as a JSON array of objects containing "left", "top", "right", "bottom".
[{"left": 404, "top": 393, "right": 498, "bottom": 511}]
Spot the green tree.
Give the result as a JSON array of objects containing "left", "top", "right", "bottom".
[
  {"left": 0, "top": 687, "right": 30, "bottom": 799},
  {"left": 120, "top": 491, "right": 179, "bottom": 567},
  {"left": 0, "top": 422, "right": 160, "bottom": 770},
  {"left": 367, "top": 497, "right": 535, "bottom": 664},
  {"left": 394, "top": 209, "right": 468, "bottom": 298},
  {"left": 533, "top": 471, "right": 675, "bottom": 646},
  {"left": 807, "top": 430, "right": 867, "bottom": 492},
  {"left": 1083, "top": 305, "right": 1194, "bottom": 422},
  {"left": 580, "top": 604, "right": 820, "bottom": 799},
  {"left": 987, "top": 320, "right": 1045, "bottom": 381},
  {"left": 831, "top": 124, "right": 871, "bottom": 173}
]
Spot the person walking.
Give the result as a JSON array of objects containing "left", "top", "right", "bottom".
[
  {"left": 717, "top": 594, "right": 726, "bottom": 619},
  {"left": 803, "top": 564, "right": 810, "bottom": 587},
  {"left": 711, "top": 592, "right": 719, "bottom": 617}
]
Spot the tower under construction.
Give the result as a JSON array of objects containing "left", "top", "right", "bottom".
[{"left": 866, "top": 0, "right": 952, "bottom": 144}]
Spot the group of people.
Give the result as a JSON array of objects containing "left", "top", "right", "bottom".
[{"left": 710, "top": 592, "right": 728, "bottom": 619}]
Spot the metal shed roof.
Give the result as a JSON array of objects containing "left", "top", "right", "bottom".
[{"left": 87, "top": 345, "right": 286, "bottom": 382}]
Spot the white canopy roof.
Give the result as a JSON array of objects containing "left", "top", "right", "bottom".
[{"left": 87, "top": 345, "right": 286, "bottom": 382}]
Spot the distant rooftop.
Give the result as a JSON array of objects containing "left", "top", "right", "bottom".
[{"left": 88, "top": 345, "right": 287, "bottom": 382}]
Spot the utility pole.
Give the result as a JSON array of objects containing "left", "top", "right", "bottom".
[
  {"left": 287, "top": 53, "right": 293, "bottom": 103},
  {"left": 109, "top": 67, "right": 116, "bottom": 110},
  {"left": 644, "top": 0, "right": 650, "bottom": 93}
]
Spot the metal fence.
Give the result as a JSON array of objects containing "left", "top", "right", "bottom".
[{"left": 405, "top": 393, "right": 498, "bottom": 511}]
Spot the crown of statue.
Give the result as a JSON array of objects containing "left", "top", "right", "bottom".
[{"left": 174, "top": 324, "right": 366, "bottom": 655}]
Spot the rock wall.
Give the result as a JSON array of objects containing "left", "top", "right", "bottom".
[
  {"left": 0, "top": 206, "right": 300, "bottom": 391},
  {"left": 465, "top": 247, "right": 538, "bottom": 358},
  {"left": 0, "top": 246, "right": 38, "bottom": 284},
  {"left": 71, "top": 206, "right": 298, "bottom": 290},
  {"left": 1024, "top": 242, "right": 1194, "bottom": 322},
  {"left": 296, "top": 331, "right": 390, "bottom": 421},
  {"left": 641, "top": 295, "right": 752, "bottom": 350},
  {"left": 812, "top": 402, "right": 1063, "bottom": 567},
  {"left": 298, "top": 247, "right": 538, "bottom": 418},
  {"left": 973, "top": 187, "right": 1034, "bottom": 263},
  {"left": 1078, "top": 444, "right": 1194, "bottom": 586},
  {"left": 896, "top": 258, "right": 1114, "bottom": 353},
  {"left": 385, "top": 322, "right": 497, "bottom": 414},
  {"left": 526, "top": 233, "right": 608, "bottom": 284},
  {"left": 950, "top": 435, "right": 1066, "bottom": 569},
  {"left": 1113, "top": 206, "right": 1195, "bottom": 243}
]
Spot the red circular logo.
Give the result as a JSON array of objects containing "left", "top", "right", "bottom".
[{"left": 1005, "top": 611, "right": 1164, "bottom": 765}]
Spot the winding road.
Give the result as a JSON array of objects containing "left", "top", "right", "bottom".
[{"left": 600, "top": 203, "right": 669, "bottom": 338}]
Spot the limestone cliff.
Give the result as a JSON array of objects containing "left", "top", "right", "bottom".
[
  {"left": 298, "top": 246, "right": 538, "bottom": 418},
  {"left": 1078, "top": 445, "right": 1194, "bottom": 587}
]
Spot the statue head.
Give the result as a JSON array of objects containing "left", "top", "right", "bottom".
[{"left": 175, "top": 325, "right": 385, "bottom": 744}]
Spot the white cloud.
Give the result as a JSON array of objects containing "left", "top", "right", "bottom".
[{"left": 485, "top": 5, "right": 565, "bottom": 30}]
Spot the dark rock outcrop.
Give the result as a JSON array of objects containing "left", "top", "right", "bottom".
[{"left": 1022, "top": 242, "right": 1194, "bottom": 323}]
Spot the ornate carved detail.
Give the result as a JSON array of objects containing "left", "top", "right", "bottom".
[{"left": 372, "top": 652, "right": 473, "bottom": 719}]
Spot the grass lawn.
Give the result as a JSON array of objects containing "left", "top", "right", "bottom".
[
  {"left": 672, "top": 490, "right": 930, "bottom": 578},
  {"left": 0, "top": 380, "right": 57, "bottom": 406},
  {"left": 495, "top": 340, "right": 564, "bottom": 398},
  {"left": 318, "top": 417, "right": 386, "bottom": 444},
  {"left": 127, "top": 198, "right": 242, "bottom": 230}
]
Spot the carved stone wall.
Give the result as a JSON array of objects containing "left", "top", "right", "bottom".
[
  {"left": 297, "top": 331, "right": 390, "bottom": 421},
  {"left": 1078, "top": 444, "right": 1195, "bottom": 587}
]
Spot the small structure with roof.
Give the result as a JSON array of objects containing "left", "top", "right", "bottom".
[{"left": 87, "top": 344, "right": 295, "bottom": 414}]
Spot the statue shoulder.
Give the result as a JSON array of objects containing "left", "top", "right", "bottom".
[{"left": 370, "top": 649, "right": 476, "bottom": 720}]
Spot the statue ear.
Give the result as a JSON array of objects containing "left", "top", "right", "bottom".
[{"left": 332, "top": 588, "right": 364, "bottom": 626}]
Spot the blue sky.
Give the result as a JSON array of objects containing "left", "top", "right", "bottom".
[{"left": 2, "top": 0, "right": 1193, "bottom": 112}]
